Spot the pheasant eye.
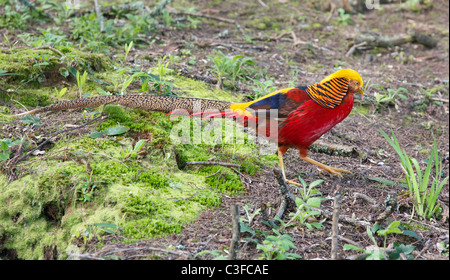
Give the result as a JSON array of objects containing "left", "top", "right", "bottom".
[{"left": 355, "top": 81, "right": 359, "bottom": 85}]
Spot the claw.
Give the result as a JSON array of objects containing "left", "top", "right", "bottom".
[{"left": 286, "top": 179, "right": 301, "bottom": 186}]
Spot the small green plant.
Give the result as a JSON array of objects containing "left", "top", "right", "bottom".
[
  {"left": 0, "top": 2, "right": 32, "bottom": 29},
  {"left": 207, "top": 51, "right": 255, "bottom": 88},
  {"left": 256, "top": 228, "right": 302, "bottom": 260},
  {"left": 241, "top": 204, "right": 261, "bottom": 225},
  {"left": 54, "top": 87, "right": 68, "bottom": 101},
  {"left": 438, "top": 241, "right": 449, "bottom": 257},
  {"left": 0, "top": 138, "right": 25, "bottom": 162},
  {"left": 374, "top": 86, "right": 409, "bottom": 107},
  {"left": 344, "top": 222, "right": 416, "bottom": 260},
  {"left": 286, "top": 177, "right": 326, "bottom": 230},
  {"left": 77, "top": 171, "right": 105, "bottom": 202},
  {"left": 76, "top": 70, "right": 88, "bottom": 98},
  {"left": 120, "top": 140, "right": 146, "bottom": 160},
  {"left": 157, "top": 56, "right": 170, "bottom": 81},
  {"left": 245, "top": 79, "right": 277, "bottom": 100},
  {"left": 195, "top": 249, "right": 228, "bottom": 260},
  {"left": 21, "top": 115, "right": 42, "bottom": 127},
  {"left": 336, "top": 8, "right": 353, "bottom": 26},
  {"left": 124, "top": 41, "right": 134, "bottom": 63},
  {"left": 380, "top": 129, "right": 448, "bottom": 220}
]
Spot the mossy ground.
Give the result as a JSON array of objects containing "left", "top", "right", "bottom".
[
  {"left": 1, "top": 0, "right": 448, "bottom": 261},
  {"left": 0, "top": 46, "right": 274, "bottom": 259}
]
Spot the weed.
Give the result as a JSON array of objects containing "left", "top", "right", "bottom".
[
  {"left": 207, "top": 51, "right": 255, "bottom": 88},
  {"left": 0, "top": 1, "right": 32, "bottom": 29},
  {"left": 372, "top": 85, "right": 409, "bottom": 109},
  {"left": 76, "top": 70, "right": 88, "bottom": 98},
  {"left": 256, "top": 228, "right": 302, "bottom": 260},
  {"left": 380, "top": 129, "right": 448, "bottom": 220},
  {"left": 344, "top": 221, "right": 416, "bottom": 260},
  {"left": 286, "top": 177, "right": 326, "bottom": 231},
  {"left": 124, "top": 41, "right": 134, "bottom": 63},
  {"left": 77, "top": 173, "right": 105, "bottom": 203},
  {"left": 245, "top": 79, "right": 277, "bottom": 101},
  {"left": 336, "top": 8, "right": 353, "bottom": 26},
  {"left": 0, "top": 138, "right": 27, "bottom": 162},
  {"left": 195, "top": 249, "right": 229, "bottom": 260},
  {"left": 120, "top": 139, "right": 146, "bottom": 160}
]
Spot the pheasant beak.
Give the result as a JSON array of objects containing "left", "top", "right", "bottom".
[{"left": 358, "top": 88, "right": 364, "bottom": 94}]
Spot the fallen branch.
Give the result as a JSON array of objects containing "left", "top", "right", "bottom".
[
  {"left": 349, "top": 29, "right": 437, "bottom": 53},
  {"left": 345, "top": 41, "right": 367, "bottom": 57},
  {"left": 331, "top": 185, "right": 342, "bottom": 260},
  {"left": 430, "top": 97, "right": 449, "bottom": 103},
  {"left": 229, "top": 205, "right": 240, "bottom": 260},
  {"left": 79, "top": 243, "right": 190, "bottom": 260},
  {"left": 185, "top": 161, "right": 241, "bottom": 169},
  {"left": 353, "top": 192, "right": 379, "bottom": 208},
  {"left": 270, "top": 167, "right": 296, "bottom": 225}
]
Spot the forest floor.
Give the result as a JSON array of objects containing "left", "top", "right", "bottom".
[{"left": 0, "top": 0, "right": 448, "bottom": 260}]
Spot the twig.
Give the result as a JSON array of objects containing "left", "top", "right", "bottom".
[
  {"left": 32, "top": 45, "right": 65, "bottom": 57},
  {"left": 331, "top": 185, "right": 342, "bottom": 260},
  {"left": 168, "top": 9, "right": 236, "bottom": 24},
  {"left": 67, "top": 253, "right": 105, "bottom": 260},
  {"left": 167, "top": 8, "right": 246, "bottom": 36},
  {"left": 353, "top": 192, "right": 379, "bottom": 208},
  {"left": 257, "top": 0, "right": 268, "bottom": 8},
  {"left": 185, "top": 161, "right": 241, "bottom": 169},
  {"left": 229, "top": 205, "right": 240, "bottom": 260},
  {"left": 205, "top": 169, "right": 221, "bottom": 178},
  {"left": 430, "top": 97, "right": 449, "bottom": 103},
  {"left": 270, "top": 167, "right": 296, "bottom": 225},
  {"left": 345, "top": 41, "right": 367, "bottom": 57}
]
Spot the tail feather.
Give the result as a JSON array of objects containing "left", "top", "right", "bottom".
[{"left": 12, "top": 94, "right": 232, "bottom": 117}]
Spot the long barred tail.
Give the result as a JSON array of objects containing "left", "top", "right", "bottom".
[{"left": 12, "top": 94, "right": 232, "bottom": 117}]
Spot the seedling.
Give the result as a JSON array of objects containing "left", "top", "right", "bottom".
[{"left": 380, "top": 129, "right": 448, "bottom": 220}]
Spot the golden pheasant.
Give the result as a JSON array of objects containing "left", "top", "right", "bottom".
[{"left": 12, "top": 69, "right": 363, "bottom": 184}]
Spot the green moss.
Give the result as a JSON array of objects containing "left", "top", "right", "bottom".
[
  {"left": 171, "top": 74, "right": 242, "bottom": 102},
  {"left": 134, "top": 171, "right": 169, "bottom": 189},
  {"left": 0, "top": 59, "right": 274, "bottom": 258},
  {"left": 123, "top": 218, "right": 183, "bottom": 239},
  {"left": 352, "top": 105, "right": 370, "bottom": 116}
]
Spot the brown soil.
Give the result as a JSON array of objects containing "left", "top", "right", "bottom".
[
  {"left": 81, "top": 0, "right": 449, "bottom": 260},
  {"left": 2, "top": 0, "right": 449, "bottom": 260}
]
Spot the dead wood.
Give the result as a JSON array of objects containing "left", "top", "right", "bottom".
[
  {"left": 229, "top": 204, "right": 240, "bottom": 260},
  {"left": 331, "top": 185, "right": 342, "bottom": 260},
  {"left": 349, "top": 29, "right": 437, "bottom": 54},
  {"left": 270, "top": 167, "right": 296, "bottom": 225}
]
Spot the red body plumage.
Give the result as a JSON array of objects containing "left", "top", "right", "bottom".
[
  {"left": 278, "top": 90, "right": 354, "bottom": 156},
  {"left": 188, "top": 68, "right": 363, "bottom": 179}
]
